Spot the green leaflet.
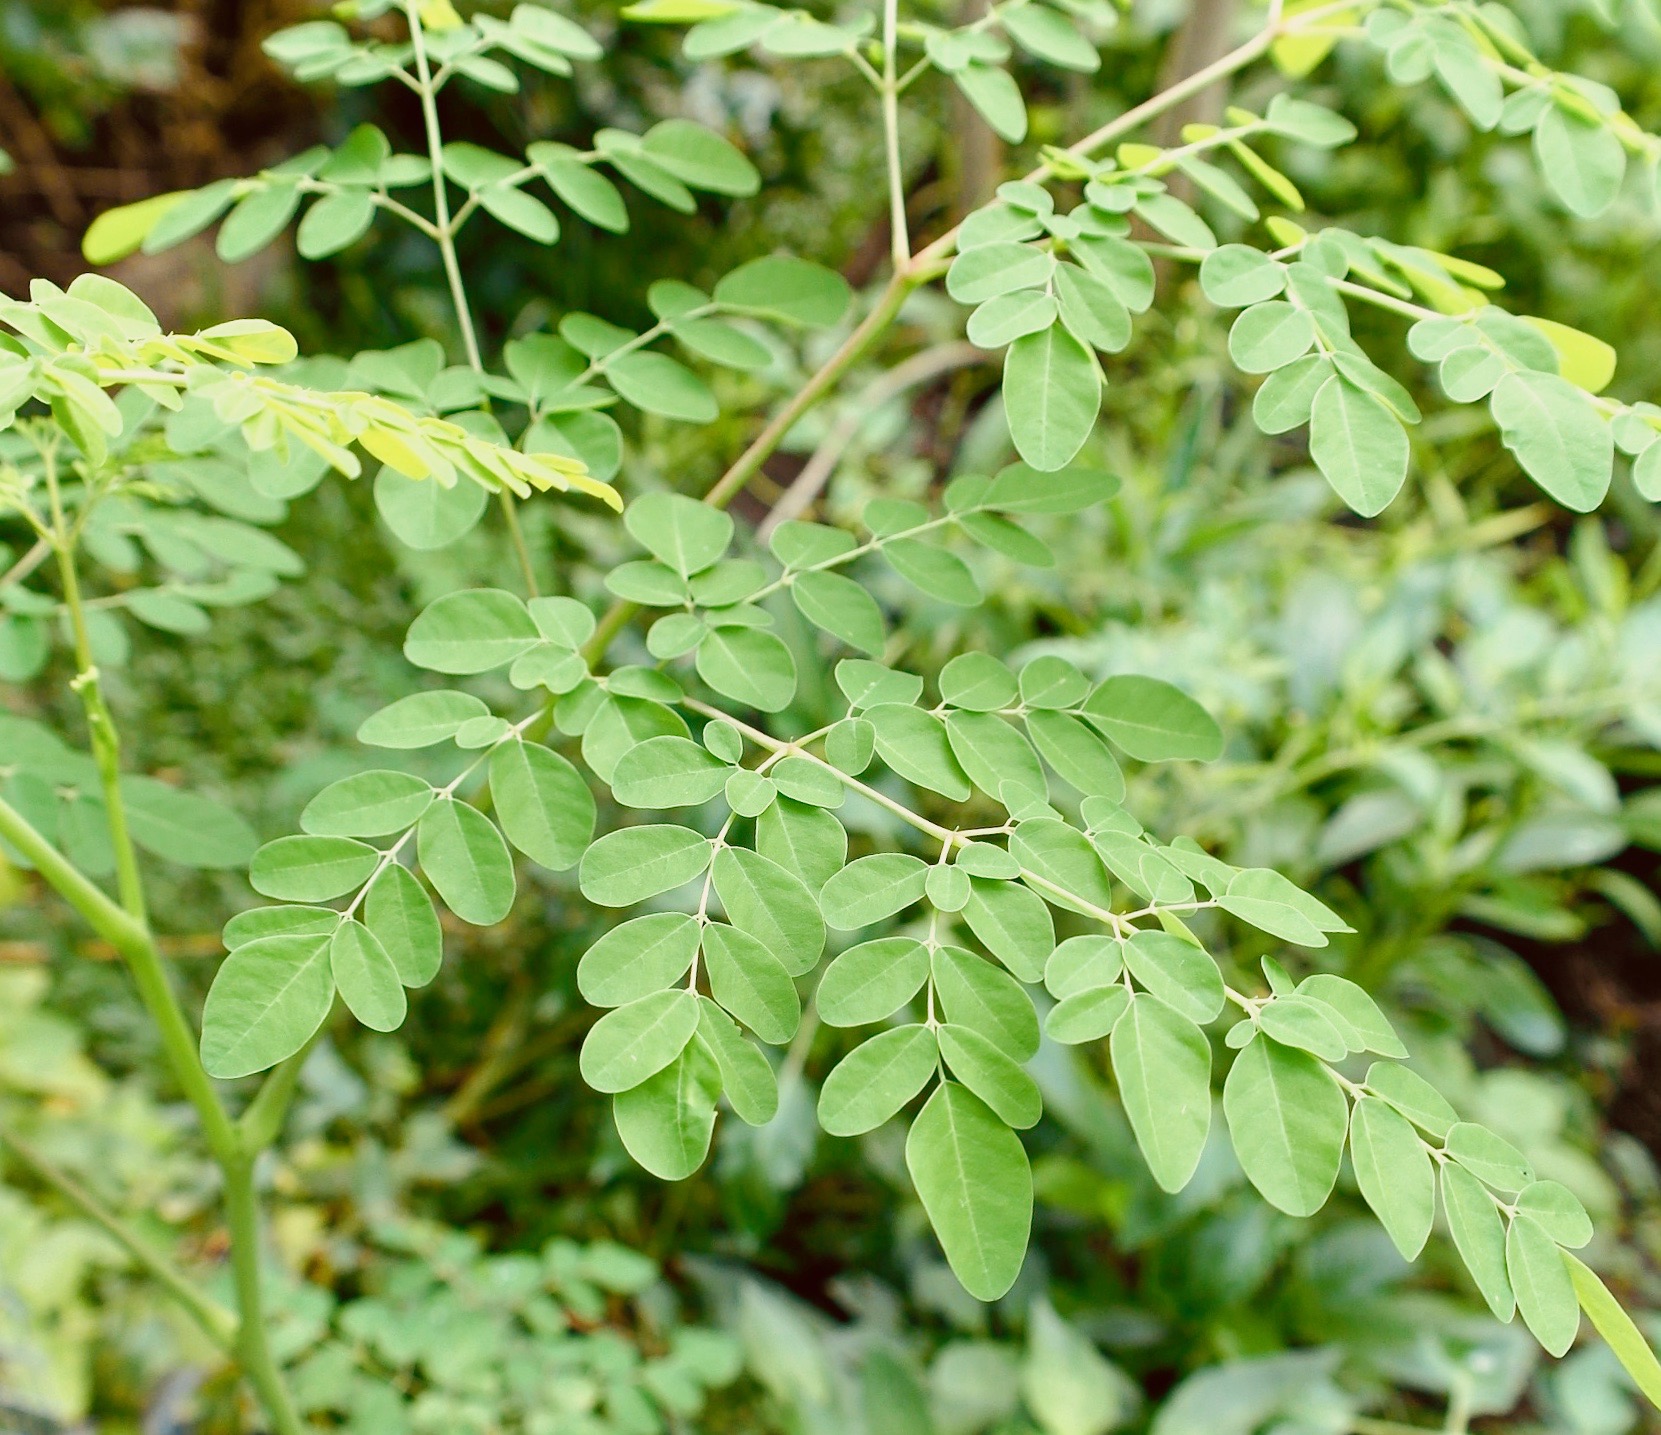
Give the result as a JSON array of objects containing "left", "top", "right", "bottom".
[
  {"left": 1349, "top": 1097, "right": 1435, "bottom": 1260},
  {"left": 1309, "top": 376, "right": 1410, "bottom": 517},
  {"left": 1297, "top": 973, "right": 1407, "bottom": 1057},
  {"left": 579, "top": 824, "right": 712, "bottom": 906},
  {"left": 933, "top": 945, "right": 1039, "bottom": 1060},
  {"left": 817, "top": 937, "right": 930, "bottom": 1026},
  {"left": 489, "top": 739, "right": 596, "bottom": 870},
  {"left": 1490, "top": 371, "right": 1614, "bottom": 512},
  {"left": 695, "top": 1000, "right": 778, "bottom": 1125},
  {"left": 1003, "top": 324, "right": 1100, "bottom": 472},
  {"left": 1025, "top": 710, "right": 1124, "bottom": 801},
  {"left": 696, "top": 626, "right": 797, "bottom": 712},
  {"left": 937, "top": 1024, "right": 1041, "bottom": 1128},
  {"left": 1222, "top": 1036, "right": 1348, "bottom": 1217},
  {"left": 819, "top": 852, "right": 929, "bottom": 930},
  {"left": 1218, "top": 867, "right": 1349, "bottom": 947},
  {"left": 1507, "top": 1215, "right": 1581, "bottom": 1356},
  {"left": 404, "top": 588, "right": 540, "bottom": 674},
  {"left": 756, "top": 798, "right": 846, "bottom": 891},
  {"left": 818, "top": 1025, "right": 938, "bottom": 1136},
  {"left": 121, "top": 778, "right": 258, "bottom": 870},
  {"left": 578, "top": 912, "right": 700, "bottom": 1007},
  {"left": 363, "top": 862, "right": 443, "bottom": 987},
  {"left": 358, "top": 690, "right": 490, "bottom": 748},
  {"left": 580, "top": 987, "right": 701, "bottom": 1093},
  {"left": 417, "top": 798, "right": 516, "bottom": 925},
  {"left": 1046, "top": 983, "right": 1131, "bottom": 1045},
  {"left": 200, "top": 932, "right": 334, "bottom": 1079},
  {"left": 905, "top": 1083, "right": 1032, "bottom": 1302},
  {"left": 947, "top": 712, "right": 1047, "bottom": 806},
  {"left": 301, "top": 770, "right": 434, "bottom": 838},
  {"left": 1111, "top": 994, "right": 1211, "bottom": 1192},
  {"left": 1080, "top": 675, "right": 1223, "bottom": 763},
  {"left": 701, "top": 922, "right": 800, "bottom": 1044},
  {"left": 610, "top": 734, "right": 731, "bottom": 808},
  {"left": 1440, "top": 1159, "right": 1515, "bottom": 1321},
  {"left": 790, "top": 569, "right": 886, "bottom": 654},
  {"left": 1444, "top": 1121, "right": 1534, "bottom": 1193},
  {"left": 959, "top": 878, "right": 1054, "bottom": 983},
  {"left": 330, "top": 919, "right": 406, "bottom": 1032},
  {"left": 1515, "top": 1180, "right": 1593, "bottom": 1249},
  {"left": 1364, "top": 1060, "right": 1458, "bottom": 1138},
  {"left": 1044, "top": 933, "right": 1124, "bottom": 1000},
  {"left": 867, "top": 704, "right": 972, "bottom": 801},
  {"left": 712, "top": 845, "right": 825, "bottom": 975},
  {"left": 1122, "top": 928, "right": 1225, "bottom": 1024},
  {"left": 613, "top": 1039, "right": 721, "bottom": 1180},
  {"left": 251, "top": 834, "right": 379, "bottom": 902}
]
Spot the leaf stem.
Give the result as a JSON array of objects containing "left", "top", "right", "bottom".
[
  {"left": 882, "top": 0, "right": 910, "bottom": 270},
  {"left": 403, "top": 0, "right": 540, "bottom": 597}
]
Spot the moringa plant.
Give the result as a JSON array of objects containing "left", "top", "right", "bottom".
[{"left": 2, "top": 0, "right": 1661, "bottom": 1429}]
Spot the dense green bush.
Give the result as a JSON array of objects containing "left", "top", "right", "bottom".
[{"left": 3, "top": 0, "right": 1661, "bottom": 1431}]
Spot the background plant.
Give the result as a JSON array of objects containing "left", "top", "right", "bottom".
[{"left": 3, "top": 0, "right": 1661, "bottom": 1431}]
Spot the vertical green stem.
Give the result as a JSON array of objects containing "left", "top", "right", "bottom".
[
  {"left": 403, "top": 0, "right": 540, "bottom": 597},
  {"left": 38, "top": 447, "right": 304, "bottom": 1434},
  {"left": 881, "top": 0, "right": 909, "bottom": 268}
]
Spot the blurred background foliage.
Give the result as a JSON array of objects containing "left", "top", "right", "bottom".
[{"left": 3, "top": 0, "right": 1661, "bottom": 1431}]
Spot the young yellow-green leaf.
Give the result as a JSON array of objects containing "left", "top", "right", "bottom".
[
  {"left": 200, "top": 933, "right": 334, "bottom": 1079},
  {"left": 905, "top": 1082, "right": 1032, "bottom": 1301},
  {"left": 701, "top": 922, "right": 800, "bottom": 1044},
  {"left": 1080, "top": 675, "right": 1222, "bottom": 762},
  {"left": 959, "top": 878, "right": 1054, "bottom": 983},
  {"left": 1507, "top": 1214, "right": 1581, "bottom": 1356},
  {"left": 579, "top": 824, "right": 712, "bottom": 906},
  {"left": 712, "top": 845, "right": 824, "bottom": 975},
  {"left": 301, "top": 770, "right": 434, "bottom": 838},
  {"left": 251, "top": 835, "right": 380, "bottom": 902},
  {"left": 580, "top": 987, "right": 701, "bottom": 1092},
  {"left": 937, "top": 1024, "right": 1041, "bottom": 1128},
  {"left": 1563, "top": 1252, "right": 1661, "bottom": 1407},
  {"left": 490, "top": 739, "right": 595, "bottom": 870},
  {"left": 1223, "top": 1036, "right": 1348, "bottom": 1216},
  {"left": 363, "top": 862, "right": 443, "bottom": 987},
  {"left": 404, "top": 589, "right": 541, "bottom": 674},
  {"left": 1111, "top": 994, "right": 1211, "bottom": 1192},
  {"left": 578, "top": 912, "right": 700, "bottom": 1007},
  {"left": 1003, "top": 324, "right": 1100, "bottom": 472},
  {"left": 613, "top": 1038, "right": 721, "bottom": 1179},
  {"left": 416, "top": 798, "right": 516, "bottom": 925},
  {"left": 817, "top": 937, "right": 930, "bottom": 1026},
  {"left": 1349, "top": 1096, "right": 1434, "bottom": 1260},
  {"left": 819, "top": 1025, "right": 939, "bottom": 1135},
  {"left": 819, "top": 852, "right": 929, "bottom": 930},
  {"left": 330, "top": 919, "right": 406, "bottom": 1032},
  {"left": 1441, "top": 1160, "right": 1515, "bottom": 1321},
  {"left": 83, "top": 191, "right": 190, "bottom": 264}
]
